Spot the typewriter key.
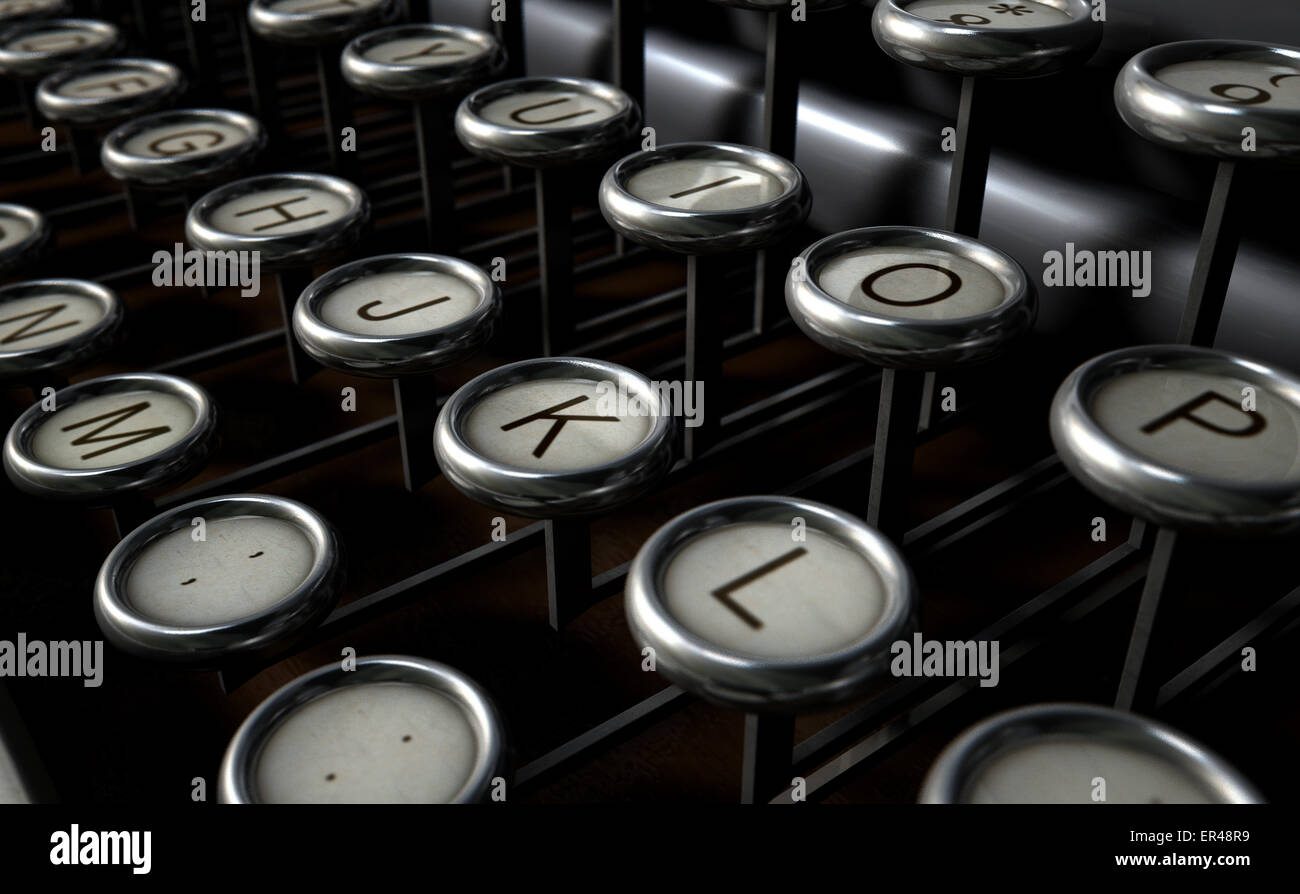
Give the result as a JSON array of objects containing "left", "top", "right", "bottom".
[
  {"left": 626, "top": 495, "right": 916, "bottom": 801},
  {"left": 601, "top": 141, "right": 810, "bottom": 459},
  {"left": 0, "top": 17, "right": 119, "bottom": 81},
  {"left": 920, "top": 703, "right": 1263, "bottom": 803},
  {"left": 186, "top": 172, "right": 370, "bottom": 383},
  {"left": 0, "top": 202, "right": 51, "bottom": 275},
  {"left": 4, "top": 372, "right": 218, "bottom": 535},
  {"left": 0, "top": 278, "right": 122, "bottom": 381},
  {"left": 1116, "top": 42, "right": 1300, "bottom": 347},
  {"left": 94, "top": 494, "right": 343, "bottom": 665},
  {"left": 0, "top": 0, "right": 69, "bottom": 22},
  {"left": 101, "top": 107, "right": 267, "bottom": 192},
  {"left": 248, "top": 0, "right": 399, "bottom": 176},
  {"left": 219, "top": 655, "right": 504, "bottom": 803},
  {"left": 788, "top": 226, "right": 1033, "bottom": 538},
  {"left": 436, "top": 356, "right": 675, "bottom": 628},
  {"left": 1051, "top": 345, "right": 1300, "bottom": 710},
  {"left": 457, "top": 76, "right": 640, "bottom": 355},
  {"left": 36, "top": 57, "right": 185, "bottom": 179},
  {"left": 293, "top": 252, "right": 501, "bottom": 489},
  {"left": 341, "top": 23, "right": 505, "bottom": 250}
]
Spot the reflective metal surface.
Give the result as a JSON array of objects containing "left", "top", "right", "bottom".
[
  {"left": 0, "top": 18, "right": 121, "bottom": 78},
  {"left": 1116, "top": 40, "right": 1300, "bottom": 160},
  {"left": 434, "top": 356, "right": 677, "bottom": 518},
  {"left": 0, "top": 202, "right": 51, "bottom": 274},
  {"left": 101, "top": 107, "right": 266, "bottom": 188},
  {"left": 93, "top": 494, "right": 344, "bottom": 666},
  {"left": 35, "top": 57, "right": 185, "bottom": 126},
  {"left": 247, "top": 0, "right": 398, "bottom": 46},
  {"left": 872, "top": 0, "right": 1101, "bottom": 78},
  {"left": 218, "top": 655, "right": 505, "bottom": 804},
  {"left": 293, "top": 253, "right": 501, "bottom": 376},
  {"left": 919, "top": 702, "right": 1265, "bottom": 803},
  {"left": 1049, "top": 344, "right": 1300, "bottom": 534},
  {"left": 625, "top": 495, "right": 918, "bottom": 712},
  {"left": 341, "top": 23, "right": 505, "bottom": 102},
  {"left": 786, "top": 226, "right": 1035, "bottom": 369},
  {"left": 4, "top": 372, "right": 218, "bottom": 501},
  {"left": 455, "top": 76, "right": 640, "bottom": 167},
  {"left": 185, "top": 172, "right": 370, "bottom": 268},
  {"left": 0, "top": 279, "right": 122, "bottom": 377},
  {"left": 599, "top": 141, "right": 810, "bottom": 254}
]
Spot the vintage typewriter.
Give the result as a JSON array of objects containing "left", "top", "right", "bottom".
[{"left": 0, "top": 0, "right": 1297, "bottom": 809}]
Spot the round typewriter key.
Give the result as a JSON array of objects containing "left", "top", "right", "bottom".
[
  {"left": 0, "top": 279, "right": 121, "bottom": 379},
  {"left": 248, "top": 0, "right": 399, "bottom": 176},
  {"left": 94, "top": 494, "right": 343, "bottom": 665},
  {"left": 626, "top": 495, "right": 916, "bottom": 711},
  {"left": 3, "top": 372, "right": 217, "bottom": 500},
  {"left": 458, "top": 77, "right": 640, "bottom": 354},
  {"left": 787, "top": 226, "right": 1033, "bottom": 369},
  {"left": 1051, "top": 345, "right": 1300, "bottom": 710},
  {"left": 1116, "top": 41, "right": 1300, "bottom": 160},
  {"left": 101, "top": 107, "right": 266, "bottom": 190},
  {"left": 187, "top": 172, "right": 370, "bottom": 382},
  {"left": 219, "top": 655, "right": 504, "bottom": 803},
  {"left": 1050, "top": 345, "right": 1300, "bottom": 533},
  {"left": 602, "top": 141, "right": 809, "bottom": 459},
  {"left": 35, "top": 57, "right": 185, "bottom": 127},
  {"left": 872, "top": 0, "right": 1100, "bottom": 77},
  {"left": 438, "top": 357, "right": 676, "bottom": 630},
  {"left": 247, "top": 0, "right": 398, "bottom": 45},
  {"left": 919, "top": 703, "right": 1263, "bottom": 803},
  {"left": 294, "top": 253, "right": 501, "bottom": 490},
  {"left": 0, "top": 0, "right": 69, "bottom": 23},
  {"left": 0, "top": 18, "right": 120, "bottom": 79},
  {"left": 342, "top": 24, "right": 504, "bottom": 250},
  {"left": 0, "top": 202, "right": 51, "bottom": 275},
  {"left": 1116, "top": 43, "right": 1299, "bottom": 346},
  {"left": 435, "top": 356, "right": 674, "bottom": 517}
]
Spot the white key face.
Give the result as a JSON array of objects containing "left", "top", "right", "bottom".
[
  {"left": 125, "top": 516, "right": 315, "bottom": 626},
  {"left": 121, "top": 119, "right": 251, "bottom": 159},
  {"left": 208, "top": 187, "right": 352, "bottom": 237},
  {"left": 663, "top": 522, "right": 886, "bottom": 659},
  {"left": 0, "top": 743, "right": 27, "bottom": 804},
  {"left": 318, "top": 271, "right": 483, "bottom": 336},
  {"left": 965, "top": 736, "right": 1216, "bottom": 803},
  {"left": 0, "top": 291, "right": 105, "bottom": 351},
  {"left": 626, "top": 158, "right": 784, "bottom": 211},
  {"left": 270, "top": 0, "right": 384, "bottom": 13},
  {"left": 256, "top": 682, "right": 478, "bottom": 804},
  {"left": 4, "top": 25, "right": 110, "bottom": 55},
  {"left": 0, "top": 0, "right": 64, "bottom": 20},
  {"left": 1157, "top": 60, "right": 1300, "bottom": 111},
  {"left": 480, "top": 89, "right": 620, "bottom": 130},
  {"left": 56, "top": 67, "right": 171, "bottom": 99},
  {"left": 1090, "top": 369, "right": 1300, "bottom": 483},
  {"left": 363, "top": 35, "right": 487, "bottom": 68},
  {"left": 0, "top": 211, "right": 33, "bottom": 251},
  {"left": 463, "top": 378, "right": 652, "bottom": 471},
  {"left": 817, "top": 246, "right": 1008, "bottom": 320},
  {"left": 906, "top": 0, "right": 1074, "bottom": 27},
  {"left": 30, "top": 390, "right": 195, "bottom": 469}
]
